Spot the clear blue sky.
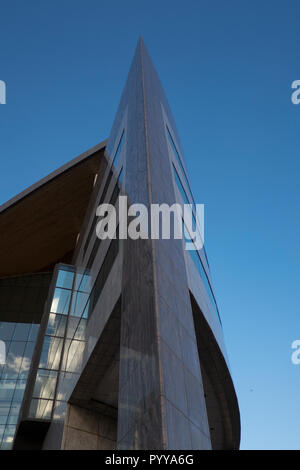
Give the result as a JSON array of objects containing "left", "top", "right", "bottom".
[{"left": 0, "top": 0, "right": 300, "bottom": 450}]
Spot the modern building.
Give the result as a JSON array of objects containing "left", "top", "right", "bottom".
[{"left": 0, "top": 39, "right": 240, "bottom": 450}]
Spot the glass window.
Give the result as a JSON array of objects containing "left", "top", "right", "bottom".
[
  {"left": 0, "top": 424, "right": 5, "bottom": 441},
  {"left": 86, "top": 169, "right": 122, "bottom": 273},
  {"left": 118, "top": 167, "right": 123, "bottom": 184},
  {"left": 83, "top": 163, "right": 123, "bottom": 264},
  {"left": 0, "top": 312, "right": 43, "bottom": 446},
  {"left": 12, "top": 379, "right": 26, "bottom": 403},
  {"left": 112, "top": 131, "right": 124, "bottom": 168},
  {"left": 167, "top": 127, "right": 194, "bottom": 201},
  {"left": 66, "top": 317, "right": 80, "bottom": 341},
  {"left": 6, "top": 414, "right": 18, "bottom": 425},
  {"left": 0, "top": 323, "right": 15, "bottom": 341},
  {"left": 64, "top": 340, "right": 85, "bottom": 374},
  {"left": 29, "top": 398, "right": 53, "bottom": 420},
  {"left": 82, "top": 167, "right": 115, "bottom": 258},
  {"left": 0, "top": 380, "right": 15, "bottom": 402},
  {"left": 0, "top": 402, "right": 10, "bottom": 424},
  {"left": 7, "top": 403, "right": 20, "bottom": 425},
  {"left": 3, "top": 342, "right": 27, "bottom": 379},
  {"left": 74, "top": 318, "right": 87, "bottom": 341},
  {"left": 173, "top": 164, "right": 191, "bottom": 207},
  {"left": 33, "top": 370, "right": 57, "bottom": 400},
  {"left": 183, "top": 221, "right": 221, "bottom": 324},
  {"left": 1, "top": 425, "right": 15, "bottom": 449},
  {"left": 74, "top": 271, "right": 91, "bottom": 293},
  {"left": 89, "top": 237, "right": 119, "bottom": 315},
  {"left": 46, "top": 313, "right": 67, "bottom": 338},
  {"left": 12, "top": 324, "right": 31, "bottom": 342},
  {"left": 50, "top": 288, "right": 71, "bottom": 315},
  {"left": 52, "top": 400, "right": 67, "bottom": 421},
  {"left": 28, "top": 323, "right": 39, "bottom": 342},
  {"left": 56, "top": 269, "right": 74, "bottom": 290},
  {"left": 70, "top": 291, "right": 89, "bottom": 318},
  {"left": 18, "top": 342, "right": 35, "bottom": 379},
  {"left": 39, "top": 336, "right": 63, "bottom": 371}
]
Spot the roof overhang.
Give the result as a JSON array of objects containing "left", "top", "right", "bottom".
[{"left": 0, "top": 140, "right": 107, "bottom": 277}]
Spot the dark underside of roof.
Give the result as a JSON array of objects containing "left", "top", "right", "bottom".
[{"left": 0, "top": 142, "right": 106, "bottom": 278}]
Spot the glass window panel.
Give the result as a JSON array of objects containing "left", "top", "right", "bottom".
[
  {"left": 74, "top": 318, "right": 87, "bottom": 341},
  {"left": 1, "top": 425, "right": 16, "bottom": 449},
  {"left": 61, "top": 339, "right": 71, "bottom": 372},
  {"left": 39, "top": 336, "right": 63, "bottom": 370},
  {"left": 56, "top": 269, "right": 74, "bottom": 290},
  {"left": 29, "top": 398, "right": 53, "bottom": 420},
  {"left": 89, "top": 237, "right": 119, "bottom": 315},
  {"left": 18, "top": 343, "right": 34, "bottom": 379},
  {"left": 83, "top": 217, "right": 98, "bottom": 258},
  {"left": 74, "top": 272, "right": 83, "bottom": 292},
  {"left": 66, "top": 317, "right": 80, "bottom": 340},
  {"left": 0, "top": 424, "right": 5, "bottom": 440},
  {"left": 112, "top": 131, "right": 124, "bottom": 168},
  {"left": 167, "top": 127, "right": 190, "bottom": 187},
  {"left": 0, "top": 380, "right": 15, "bottom": 402},
  {"left": 7, "top": 414, "right": 18, "bottom": 425},
  {"left": 70, "top": 291, "right": 89, "bottom": 318},
  {"left": 7, "top": 403, "right": 20, "bottom": 425},
  {"left": 0, "top": 323, "right": 15, "bottom": 341},
  {"left": 65, "top": 340, "right": 85, "bottom": 374},
  {"left": 54, "top": 371, "right": 75, "bottom": 402},
  {"left": 33, "top": 370, "right": 57, "bottom": 400},
  {"left": 12, "top": 379, "right": 26, "bottom": 403},
  {"left": 9, "top": 402, "right": 20, "bottom": 415},
  {"left": 173, "top": 164, "right": 190, "bottom": 207},
  {"left": 1, "top": 441, "right": 14, "bottom": 450},
  {"left": 39, "top": 337, "right": 51, "bottom": 369},
  {"left": 50, "top": 288, "right": 71, "bottom": 315},
  {"left": 183, "top": 221, "right": 221, "bottom": 324},
  {"left": 23, "top": 341, "right": 35, "bottom": 362},
  {"left": 46, "top": 313, "right": 67, "bottom": 337},
  {"left": 79, "top": 272, "right": 91, "bottom": 293},
  {"left": 0, "top": 402, "right": 11, "bottom": 422},
  {"left": 82, "top": 300, "right": 89, "bottom": 320},
  {"left": 0, "top": 415, "right": 7, "bottom": 425},
  {"left": 118, "top": 167, "right": 123, "bottom": 184},
  {"left": 28, "top": 323, "right": 39, "bottom": 342},
  {"left": 74, "top": 272, "right": 91, "bottom": 293},
  {"left": 52, "top": 400, "right": 67, "bottom": 422},
  {"left": 86, "top": 235, "right": 101, "bottom": 271},
  {"left": 13, "top": 324, "right": 30, "bottom": 341},
  {"left": 3, "top": 342, "right": 26, "bottom": 379},
  {"left": 167, "top": 126, "right": 197, "bottom": 208}
]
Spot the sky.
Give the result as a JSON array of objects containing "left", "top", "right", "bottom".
[{"left": 0, "top": 0, "right": 300, "bottom": 450}]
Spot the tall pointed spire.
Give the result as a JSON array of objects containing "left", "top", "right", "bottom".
[{"left": 107, "top": 39, "right": 212, "bottom": 449}]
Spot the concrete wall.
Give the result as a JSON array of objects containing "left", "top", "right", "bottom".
[{"left": 61, "top": 404, "right": 117, "bottom": 450}]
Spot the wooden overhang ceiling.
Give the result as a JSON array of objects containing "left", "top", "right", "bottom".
[{"left": 0, "top": 140, "right": 107, "bottom": 278}]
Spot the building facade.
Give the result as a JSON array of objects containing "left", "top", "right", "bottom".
[{"left": 0, "top": 39, "right": 240, "bottom": 450}]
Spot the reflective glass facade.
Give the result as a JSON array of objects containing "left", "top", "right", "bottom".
[
  {"left": 28, "top": 266, "right": 77, "bottom": 421},
  {"left": 167, "top": 126, "right": 195, "bottom": 207},
  {"left": 0, "top": 322, "right": 39, "bottom": 449},
  {"left": 0, "top": 273, "right": 52, "bottom": 449},
  {"left": 82, "top": 130, "right": 124, "bottom": 260},
  {"left": 183, "top": 221, "right": 221, "bottom": 324}
]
